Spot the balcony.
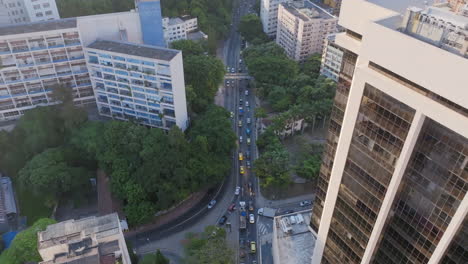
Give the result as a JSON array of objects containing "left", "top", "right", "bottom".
[
  {"left": 52, "top": 56, "right": 68, "bottom": 63},
  {"left": 64, "top": 39, "right": 81, "bottom": 46},
  {"left": 11, "top": 46, "right": 29, "bottom": 53}
]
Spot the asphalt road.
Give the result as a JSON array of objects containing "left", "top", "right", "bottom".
[{"left": 129, "top": 0, "right": 260, "bottom": 261}]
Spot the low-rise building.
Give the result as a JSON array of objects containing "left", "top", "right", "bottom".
[
  {"left": 86, "top": 40, "right": 188, "bottom": 130},
  {"left": 272, "top": 210, "right": 316, "bottom": 264},
  {"left": 38, "top": 213, "right": 131, "bottom": 264},
  {"left": 0, "top": 176, "right": 16, "bottom": 233},
  {"left": 276, "top": 0, "right": 337, "bottom": 61},
  {"left": 320, "top": 34, "right": 344, "bottom": 82},
  {"left": 162, "top": 16, "right": 204, "bottom": 44},
  {"left": 0, "top": 0, "right": 60, "bottom": 26}
]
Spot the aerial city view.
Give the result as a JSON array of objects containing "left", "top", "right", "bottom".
[{"left": 0, "top": 0, "right": 466, "bottom": 263}]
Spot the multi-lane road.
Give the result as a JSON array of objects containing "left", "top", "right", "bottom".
[{"left": 223, "top": 0, "right": 260, "bottom": 263}]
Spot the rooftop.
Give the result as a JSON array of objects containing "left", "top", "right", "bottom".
[
  {"left": 273, "top": 210, "right": 316, "bottom": 264},
  {"left": 0, "top": 18, "right": 77, "bottom": 37},
  {"left": 167, "top": 17, "right": 184, "bottom": 26},
  {"left": 282, "top": 0, "right": 335, "bottom": 21},
  {"left": 38, "top": 213, "right": 121, "bottom": 249},
  {"left": 87, "top": 40, "right": 179, "bottom": 61},
  {"left": 368, "top": 0, "right": 435, "bottom": 14}
]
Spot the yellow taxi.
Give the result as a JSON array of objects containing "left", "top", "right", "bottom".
[
  {"left": 240, "top": 166, "right": 245, "bottom": 175},
  {"left": 239, "top": 152, "right": 243, "bottom": 161}
]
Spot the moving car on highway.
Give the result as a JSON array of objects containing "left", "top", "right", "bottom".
[{"left": 208, "top": 200, "right": 216, "bottom": 209}]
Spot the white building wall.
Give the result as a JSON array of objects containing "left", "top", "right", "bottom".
[
  {"left": 77, "top": 12, "right": 143, "bottom": 46},
  {"left": 169, "top": 52, "right": 188, "bottom": 130},
  {"left": 23, "top": 0, "right": 60, "bottom": 23},
  {"left": 261, "top": 0, "right": 289, "bottom": 36}
]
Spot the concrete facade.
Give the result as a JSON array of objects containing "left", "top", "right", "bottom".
[
  {"left": 260, "top": 0, "right": 289, "bottom": 37},
  {"left": 86, "top": 40, "right": 188, "bottom": 130},
  {"left": 320, "top": 33, "right": 343, "bottom": 82},
  {"left": 310, "top": 0, "right": 468, "bottom": 263},
  {"left": 276, "top": 0, "right": 337, "bottom": 61},
  {"left": 0, "top": 0, "right": 60, "bottom": 26},
  {"left": 38, "top": 213, "right": 131, "bottom": 264},
  {"left": 162, "top": 16, "right": 199, "bottom": 43}
]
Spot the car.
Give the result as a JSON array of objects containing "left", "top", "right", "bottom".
[
  {"left": 235, "top": 186, "right": 241, "bottom": 195},
  {"left": 239, "top": 59, "right": 243, "bottom": 63},
  {"left": 250, "top": 241, "right": 256, "bottom": 253},
  {"left": 247, "top": 137, "right": 251, "bottom": 145},
  {"left": 226, "top": 66, "right": 230, "bottom": 71},
  {"left": 230, "top": 111, "right": 234, "bottom": 118},
  {"left": 240, "top": 238, "right": 246, "bottom": 249},
  {"left": 247, "top": 118, "right": 251, "bottom": 124},
  {"left": 239, "top": 107, "right": 244, "bottom": 115},
  {"left": 249, "top": 201, "right": 254, "bottom": 211},
  {"left": 239, "top": 98, "right": 243, "bottom": 105},
  {"left": 208, "top": 200, "right": 216, "bottom": 209},
  {"left": 238, "top": 120, "right": 242, "bottom": 127},
  {"left": 246, "top": 160, "right": 251, "bottom": 169},
  {"left": 226, "top": 80, "right": 230, "bottom": 84},
  {"left": 246, "top": 128, "right": 251, "bottom": 135},
  {"left": 218, "top": 215, "right": 227, "bottom": 225},
  {"left": 300, "top": 200, "right": 312, "bottom": 207},
  {"left": 240, "top": 166, "right": 245, "bottom": 174},
  {"left": 246, "top": 101, "right": 249, "bottom": 107},
  {"left": 249, "top": 213, "right": 255, "bottom": 224},
  {"left": 231, "top": 68, "right": 236, "bottom": 73},
  {"left": 246, "top": 151, "right": 251, "bottom": 159},
  {"left": 238, "top": 68, "right": 242, "bottom": 73},
  {"left": 284, "top": 209, "right": 295, "bottom": 214},
  {"left": 228, "top": 203, "right": 236, "bottom": 212},
  {"left": 239, "top": 152, "right": 243, "bottom": 161},
  {"left": 245, "top": 90, "right": 249, "bottom": 96},
  {"left": 239, "top": 136, "right": 243, "bottom": 143}
]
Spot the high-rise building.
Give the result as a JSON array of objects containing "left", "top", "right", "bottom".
[
  {"left": 135, "top": 0, "right": 166, "bottom": 47},
  {"left": 0, "top": 0, "right": 60, "bottom": 26},
  {"left": 310, "top": 0, "right": 468, "bottom": 263},
  {"left": 276, "top": 0, "right": 336, "bottom": 61},
  {"left": 38, "top": 213, "right": 131, "bottom": 264},
  {"left": 86, "top": 40, "right": 188, "bottom": 130},
  {"left": 320, "top": 34, "right": 343, "bottom": 82},
  {"left": 0, "top": 12, "right": 143, "bottom": 122},
  {"left": 260, "top": 0, "right": 289, "bottom": 37}
]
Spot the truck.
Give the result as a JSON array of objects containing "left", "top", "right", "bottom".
[
  {"left": 239, "top": 201, "right": 247, "bottom": 230},
  {"left": 257, "top": 207, "right": 277, "bottom": 218}
]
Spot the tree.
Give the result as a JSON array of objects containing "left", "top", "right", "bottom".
[
  {"left": 184, "top": 55, "right": 225, "bottom": 112},
  {"left": 140, "top": 250, "right": 170, "bottom": 264},
  {"left": 0, "top": 218, "right": 56, "bottom": 264},
  {"left": 170, "top": 39, "right": 205, "bottom": 58},
  {"left": 239, "top": 14, "right": 268, "bottom": 43},
  {"left": 18, "top": 147, "right": 91, "bottom": 198},
  {"left": 184, "top": 225, "right": 234, "bottom": 264},
  {"left": 295, "top": 155, "right": 321, "bottom": 180},
  {"left": 254, "top": 107, "right": 267, "bottom": 119},
  {"left": 246, "top": 56, "right": 298, "bottom": 85},
  {"left": 300, "top": 53, "right": 322, "bottom": 80},
  {"left": 254, "top": 142, "right": 290, "bottom": 187}
]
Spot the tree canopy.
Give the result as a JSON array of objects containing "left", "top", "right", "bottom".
[
  {"left": 184, "top": 225, "right": 234, "bottom": 264},
  {"left": 0, "top": 218, "right": 56, "bottom": 264},
  {"left": 239, "top": 14, "right": 268, "bottom": 44},
  {"left": 140, "top": 250, "right": 170, "bottom": 264},
  {"left": 170, "top": 39, "right": 206, "bottom": 58}
]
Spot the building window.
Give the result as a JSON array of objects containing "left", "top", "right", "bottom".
[
  {"left": 36, "top": 12, "right": 43, "bottom": 17},
  {"left": 33, "top": 4, "right": 40, "bottom": 9},
  {"left": 45, "top": 10, "right": 52, "bottom": 16},
  {"left": 43, "top": 3, "right": 50, "bottom": 8}
]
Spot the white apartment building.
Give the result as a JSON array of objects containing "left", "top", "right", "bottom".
[
  {"left": 86, "top": 40, "right": 188, "bottom": 130},
  {"left": 38, "top": 213, "right": 131, "bottom": 264},
  {"left": 260, "top": 0, "right": 289, "bottom": 37},
  {"left": 310, "top": 0, "right": 468, "bottom": 263},
  {"left": 276, "top": 0, "right": 337, "bottom": 61},
  {"left": 162, "top": 16, "right": 198, "bottom": 43},
  {"left": 0, "top": 12, "right": 144, "bottom": 122},
  {"left": 320, "top": 34, "right": 343, "bottom": 82},
  {"left": 0, "top": 0, "right": 60, "bottom": 25}
]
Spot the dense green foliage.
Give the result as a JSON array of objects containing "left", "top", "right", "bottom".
[
  {"left": 171, "top": 40, "right": 225, "bottom": 113},
  {"left": 18, "top": 147, "right": 92, "bottom": 199},
  {"left": 161, "top": 0, "right": 233, "bottom": 52},
  {"left": 244, "top": 42, "right": 335, "bottom": 187},
  {"left": 184, "top": 225, "right": 234, "bottom": 264},
  {"left": 0, "top": 218, "right": 56, "bottom": 264},
  {"left": 239, "top": 14, "right": 268, "bottom": 44},
  {"left": 70, "top": 105, "right": 234, "bottom": 225},
  {"left": 140, "top": 250, "right": 169, "bottom": 264},
  {"left": 57, "top": 0, "right": 134, "bottom": 18}
]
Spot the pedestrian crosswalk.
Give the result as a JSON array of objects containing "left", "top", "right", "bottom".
[{"left": 258, "top": 223, "right": 268, "bottom": 235}]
